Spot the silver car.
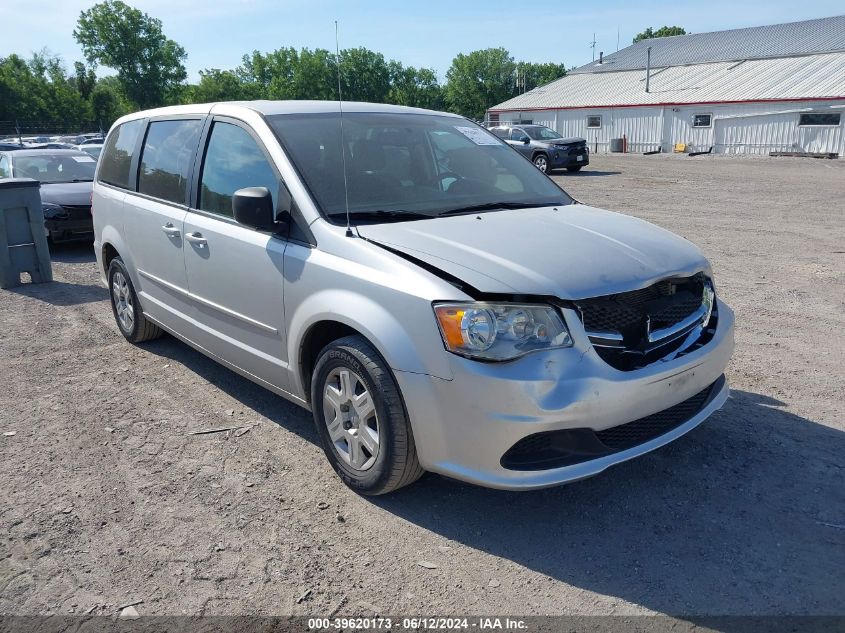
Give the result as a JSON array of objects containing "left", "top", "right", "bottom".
[{"left": 93, "top": 101, "right": 734, "bottom": 494}]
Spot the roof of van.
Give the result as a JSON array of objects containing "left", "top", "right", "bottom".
[{"left": 116, "top": 100, "right": 462, "bottom": 122}]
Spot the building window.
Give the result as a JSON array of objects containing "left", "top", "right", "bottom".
[
  {"left": 798, "top": 113, "right": 841, "bottom": 126},
  {"left": 586, "top": 115, "right": 601, "bottom": 128},
  {"left": 518, "top": 119, "right": 533, "bottom": 125},
  {"left": 693, "top": 114, "right": 712, "bottom": 128}
]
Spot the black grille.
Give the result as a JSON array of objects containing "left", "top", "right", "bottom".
[
  {"left": 577, "top": 274, "right": 703, "bottom": 333},
  {"left": 573, "top": 273, "right": 709, "bottom": 371},
  {"left": 500, "top": 376, "right": 723, "bottom": 471},
  {"left": 648, "top": 291, "right": 702, "bottom": 330},
  {"left": 596, "top": 380, "right": 717, "bottom": 450},
  {"left": 579, "top": 301, "right": 641, "bottom": 332}
]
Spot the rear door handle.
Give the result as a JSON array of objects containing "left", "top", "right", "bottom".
[
  {"left": 185, "top": 232, "right": 208, "bottom": 248},
  {"left": 161, "top": 223, "right": 181, "bottom": 236}
]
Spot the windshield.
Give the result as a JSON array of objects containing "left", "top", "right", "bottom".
[
  {"left": 268, "top": 112, "right": 572, "bottom": 222},
  {"left": 13, "top": 153, "right": 97, "bottom": 183},
  {"left": 525, "top": 126, "right": 563, "bottom": 141}
]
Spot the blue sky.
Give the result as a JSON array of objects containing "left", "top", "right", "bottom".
[{"left": 1, "top": 0, "right": 843, "bottom": 81}]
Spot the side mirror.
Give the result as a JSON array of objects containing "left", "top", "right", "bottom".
[
  {"left": 232, "top": 183, "right": 292, "bottom": 231},
  {"left": 233, "top": 187, "right": 275, "bottom": 230},
  {"left": 520, "top": 136, "right": 530, "bottom": 144}
]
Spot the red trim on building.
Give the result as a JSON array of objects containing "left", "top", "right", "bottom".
[{"left": 489, "top": 96, "right": 845, "bottom": 113}]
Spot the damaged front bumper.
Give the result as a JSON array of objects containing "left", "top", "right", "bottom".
[{"left": 393, "top": 300, "right": 734, "bottom": 490}]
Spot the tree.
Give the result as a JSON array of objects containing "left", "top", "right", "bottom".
[
  {"left": 445, "top": 48, "right": 516, "bottom": 120},
  {"left": 187, "top": 69, "right": 260, "bottom": 103},
  {"left": 0, "top": 52, "right": 92, "bottom": 132},
  {"left": 338, "top": 47, "right": 390, "bottom": 103},
  {"left": 70, "top": 62, "right": 97, "bottom": 100},
  {"left": 387, "top": 62, "right": 443, "bottom": 110},
  {"left": 239, "top": 48, "right": 336, "bottom": 101},
  {"left": 633, "top": 26, "right": 687, "bottom": 43},
  {"left": 74, "top": 0, "right": 187, "bottom": 109},
  {"left": 91, "top": 76, "right": 132, "bottom": 128},
  {"left": 515, "top": 61, "right": 567, "bottom": 93},
  {"left": 239, "top": 46, "right": 401, "bottom": 103}
]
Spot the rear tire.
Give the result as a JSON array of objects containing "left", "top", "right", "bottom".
[
  {"left": 566, "top": 166, "right": 583, "bottom": 172},
  {"left": 108, "top": 257, "right": 163, "bottom": 343},
  {"left": 311, "top": 335, "right": 424, "bottom": 495}
]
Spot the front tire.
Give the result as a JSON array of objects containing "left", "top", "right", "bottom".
[
  {"left": 108, "top": 257, "right": 163, "bottom": 343},
  {"left": 311, "top": 335, "right": 423, "bottom": 495},
  {"left": 533, "top": 153, "right": 549, "bottom": 173}
]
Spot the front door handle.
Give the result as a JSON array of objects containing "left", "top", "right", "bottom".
[
  {"left": 161, "top": 223, "right": 181, "bottom": 236},
  {"left": 185, "top": 232, "right": 208, "bottom": 248}
]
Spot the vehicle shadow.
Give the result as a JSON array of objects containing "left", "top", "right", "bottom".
[
  {"left": 114, "top": 332, "right": 845, "bottom": 617},
  {"left": 142, "top": 336, "right": 318, "bottom": 444},
  {"left": 3, "top": 279, "right": 107, "bottom": 305},
  {"left": 48, "top": 241, "right": 96, "bottom": 263},
  {"left": 371, "top": 390, "right": 845, "bottom": 617},
  {"left": 556, "top": 170, "right": 622, "bottom": 177}
]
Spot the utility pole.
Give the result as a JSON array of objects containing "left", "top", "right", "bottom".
[{"left": 589, "top": 33, "right": 597, "bottom": 62}]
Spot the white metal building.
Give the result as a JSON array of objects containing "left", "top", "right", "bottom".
[{"left": 489, "top": 16, "right": 845, "bottom": 155}]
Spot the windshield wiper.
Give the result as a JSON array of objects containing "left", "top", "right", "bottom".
[
  {"left": 327, "top": 210, "right": 433, "bottom": 222},
  {"left": 438, "top": 202, "right": 551, "bottom": 217}
]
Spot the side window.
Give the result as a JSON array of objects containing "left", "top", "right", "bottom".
[
  {"left": 138, "top": 119, "right": 203, "bottom": 205},
  {"left": 0, "top": 155, "right": 9, "bottom": 178},
  {"left": 199, "top": 122, "right": 280, "bottom": 218},
  {"left": 510, "top": 128, "right": 526, "bottom": 140},
  {"left": 489, "top": 128, "right": 509, "bottom": 139},
  {"left": 98, "top": 119, "right": 144, "bottom": 189}
]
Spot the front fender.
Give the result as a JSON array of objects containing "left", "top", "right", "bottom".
[{"left": 287, "top": 288, "right": 454, "bottom": 399}]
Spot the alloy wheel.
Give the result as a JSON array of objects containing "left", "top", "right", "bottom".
[
  {"left": 322, "top": 367, "right": 380, "bottom": 471},
  {"left": 112, "top": 271, "right": 134, "bottom": 333}
]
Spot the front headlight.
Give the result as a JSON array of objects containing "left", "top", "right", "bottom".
[{"left": 433, "top": 302, "right": 573, "bottom": 361}]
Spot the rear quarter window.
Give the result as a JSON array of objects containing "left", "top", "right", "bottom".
[{"left": 98, "top": 119, "right": 144, "bottom": 189}]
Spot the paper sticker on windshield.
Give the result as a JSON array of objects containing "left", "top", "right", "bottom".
[
  {"left": 454, "top": 126, "right": 501, "bottom": 145},
  {"left": 72, "top": 156, "right": 96, "bottom": 163}
]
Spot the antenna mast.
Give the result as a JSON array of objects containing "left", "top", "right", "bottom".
[
  {"left": 335, "top": 20, "right": 353, "bottom": 237},
  {"left": 589, "top": 33, "right": 597, "bottom": 61}
]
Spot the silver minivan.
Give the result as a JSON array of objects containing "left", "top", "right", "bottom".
[{"left": 93, "top": 101, "right": 734, "bottom": 494}]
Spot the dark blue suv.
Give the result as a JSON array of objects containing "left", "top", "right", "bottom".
[{"left": 489, "top": 124, "right": 589, "bottom": 173}]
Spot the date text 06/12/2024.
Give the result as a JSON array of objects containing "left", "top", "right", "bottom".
[{"left": 307, "top": 617, "right": 528, "bottom": 630}]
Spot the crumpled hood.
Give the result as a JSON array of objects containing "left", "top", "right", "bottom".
[
  {"left": 39, "top": 181, "right": 93, "bottom": 206},
  {"left": 357, "top": 205, "right": 710, "bottom": 300}
]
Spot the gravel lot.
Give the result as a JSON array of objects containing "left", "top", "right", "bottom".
[{"left": 1, "top": 154, "right": 843, "bottom": 618}]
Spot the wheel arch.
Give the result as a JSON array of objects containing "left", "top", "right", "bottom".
[
  {"left": 99, "top": 224, "right": 134, "bottom": 282},
  {"left": 299, "top": 320, "right": 363, "bottom": 401},
  {"left": 288, "top": 290, "right": 453, "bottom": 403}
]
